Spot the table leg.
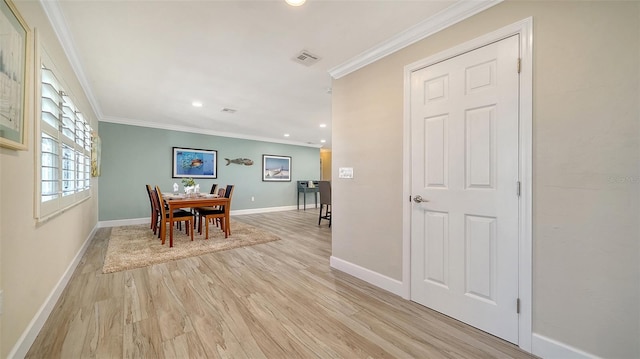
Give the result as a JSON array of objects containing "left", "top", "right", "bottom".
[
  {"left": 225, "top": 209, "right": 230, "bottom": 238},
  {"left": 303, "top": 191, "right": 307, "bottom": 210},
  {"left": 315, "top": 191, "right": 318, "bottom": 208},
  {"left": 297, "top": 192, "right": 300, "bottom": 210},
  {"left": 160, "top": 219, "right": 166, "bottom": 245},
  {"left": 169, "top": 209, "right": 174, "bottom": 247}
]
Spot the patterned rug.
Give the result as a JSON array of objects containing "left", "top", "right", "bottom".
[{"left": 102, "top": 220, "right": 280, "bottom": 273}]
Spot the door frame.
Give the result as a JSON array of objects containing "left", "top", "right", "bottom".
[{"left": 401, "top": 18, "right": 533, "bottom": 352}]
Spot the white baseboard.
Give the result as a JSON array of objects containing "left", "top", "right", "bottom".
[
  {"left": 231, "top": 205, "right": 298, "bottom": 215},
  {"left": 329, "top": 256, "right": 404, "bottom": 296},
  {"left": 98, "top": 217, "right": 149, "bottom": 228},
  {"left": 532, "top": 333, "right": 600, "bottom": 359},
  {"left": 8, "top": 225, "right": 98, "bottom": 359},
  {"left": 97, "top": 206, "right": 300, "bottom": 228}
]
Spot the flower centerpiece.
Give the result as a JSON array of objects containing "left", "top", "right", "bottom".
[
  {"left": 181, "top": 177, "right": 196, "bottom": 187},
  {"left": 181, "top": 177, "right": 196, "bottom": 196}
]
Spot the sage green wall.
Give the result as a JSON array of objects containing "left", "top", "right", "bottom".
[{"left": 98, "top": 122, "right": 320, "bottom": 221}]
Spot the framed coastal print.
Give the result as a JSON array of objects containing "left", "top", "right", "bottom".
[
  {"left": 172, "top": 147, "right": 217, "bottom": 178},
  {"left": 0, "top": 0, "right": 31, "bottom": 150},
  {"left": 91, "top": 132, "right": 101, "bottom": 177},
  {"left": 262, "top": 154, "right": 291, "bottom": 182}
]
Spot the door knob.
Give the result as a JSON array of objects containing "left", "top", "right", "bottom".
[{"left": 413, "top": 195, "right": 429, "bottom": 203}]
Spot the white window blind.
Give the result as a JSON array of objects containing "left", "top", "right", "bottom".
[{"left": 37, "top": 63, "right": 93, "bottom": 220}]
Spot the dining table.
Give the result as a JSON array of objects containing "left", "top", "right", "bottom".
[{"left": 163, "top": 193, "right": 231, "bottom": 247}]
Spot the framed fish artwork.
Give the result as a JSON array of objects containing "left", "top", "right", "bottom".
[{"left": 172, "top": 147, "right": 217, "bottom": 179}]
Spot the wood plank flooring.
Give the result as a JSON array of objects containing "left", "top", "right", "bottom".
[{"left": 26, "top": 210, "right": 534, "bottom": 358}]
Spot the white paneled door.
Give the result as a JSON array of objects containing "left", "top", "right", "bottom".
[{"left": 410, "top": 35, "right": 520, "bottom": 344}]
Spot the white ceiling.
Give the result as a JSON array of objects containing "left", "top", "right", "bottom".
[{"left": 44, "top": 0, "right": 468, "bottom": 149}]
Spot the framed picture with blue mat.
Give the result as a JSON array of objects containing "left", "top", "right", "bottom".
[{"left": 172, "top": 147, "right": 217, "bottom": 179}]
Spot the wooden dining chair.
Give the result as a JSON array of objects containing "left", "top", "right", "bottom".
[
  {"left": 195, "top": 184, "right": 223, "bottom": 233},
  {"left": 318, "top": 181, "right": 331, "bottom": 227},
  {"left": 155, "top": 186, "right": 194, "bottom": 245},
  {"left": 198, "top": 185, "right": 234, "bottom": 239},
  {"left": 145, "top": 184, "right": 159, "bottom": 232},
  {"left": 149, "top": 186, "right": 180, "bottom": 236}
]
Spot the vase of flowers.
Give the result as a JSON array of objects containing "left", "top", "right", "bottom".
[
  {"left": 181, "top": 177, "right": 196, "bottom": 196},
  {"left": 181, "top": 177, "right": 195, "bottom": 187}
]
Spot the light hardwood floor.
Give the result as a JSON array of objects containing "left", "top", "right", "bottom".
[{"left": 27, "top": 210, "right": 533, "bottom": 358}]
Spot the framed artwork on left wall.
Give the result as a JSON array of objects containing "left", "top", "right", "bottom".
[
  {"left": 172, "top": 147, "right": 218, "bottom": 178},
  {"left": 0, "top": 0, "right": 32, "bottom": 150},
  {"left": 91, "top": 132, "right": 101, "bottom": 177}
]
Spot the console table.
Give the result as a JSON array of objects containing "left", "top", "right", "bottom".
[{"left": 297, "top": 180, "right": 319, "bottom": 210}]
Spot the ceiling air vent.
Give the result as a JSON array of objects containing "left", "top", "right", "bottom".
[
  {"left": 221, "top": 107, "right": 237, "bottom": 114},
  {"left": 292, "top": 50, "right": 321, "bottom": 66}
]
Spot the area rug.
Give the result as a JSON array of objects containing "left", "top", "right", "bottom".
[{"left": 102, "top": 220, "right": 280, "bottom": 273}]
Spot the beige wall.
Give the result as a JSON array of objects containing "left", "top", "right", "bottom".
[
  {"left": 332, "top": 1, "right": 639, "bottom": 358},
  {"left": 0, "top": 1, "right": 99, "bottom": 357}
]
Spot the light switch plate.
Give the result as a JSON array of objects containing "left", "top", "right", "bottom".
[{"left": 338, "top": 167, "right": 354, "bottom": 179}]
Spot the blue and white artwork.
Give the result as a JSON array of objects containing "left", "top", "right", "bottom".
[{"left": 172, "top": 147, "right": 217, "bottom": 178}]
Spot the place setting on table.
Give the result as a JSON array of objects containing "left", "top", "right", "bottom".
[{"left": 163, "top": 191, "right": 219, "bottom": 200}]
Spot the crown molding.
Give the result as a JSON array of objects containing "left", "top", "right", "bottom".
[
  {"left": 100, "top": 116, "right": 323, "bottom": 149},
  {"left": 328, "top": 0, "right": 503, "bottom": 79},
  {"left": 40, "top": 0, "right": 103, "bottom": 119}
]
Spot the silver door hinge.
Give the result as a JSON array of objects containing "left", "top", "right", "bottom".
[
  {"left": 516, "top": 298, "right": 521, "bottom": 314},
  {"left": 517, "top": 58, "right": 521, "bottom": 74},
  {"left": 517, "top": 181, "right": 521, "bottom": 197}
]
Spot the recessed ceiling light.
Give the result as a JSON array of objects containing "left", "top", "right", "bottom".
[
  {"left": 192, "top": 101, "right": 203, "bottom": 107},
  {"left": 320, "top": 139, "right": 326, "bottom": 143},
  {"left": 285, "top": 0, "right": 306, "bottom": 6},
  {"left": 319, "top": 123, "right": 327, "bottom": 128},
  {"left": 284, "top": 133, "right": 290, "bottom": 137}
]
